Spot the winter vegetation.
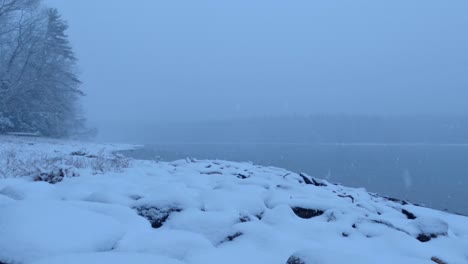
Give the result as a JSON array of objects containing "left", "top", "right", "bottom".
[
  {"left": 0, "top": 136, "right": 132, "bottom": 180},
  {"left": 0, "top": 136, "right": 467, "bottom": 264},
  {"left": 0, "top": 0, "right": 88, "bottom": 137}
]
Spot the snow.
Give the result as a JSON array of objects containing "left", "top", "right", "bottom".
[
  {"left": 0, "top": 201, "right": 125, "bottom": 263},
  {"left": 1, "top": 135, "right": 468, "bottom": 264},
  {"left": 30, "top": 252, "right": 184, "bottom": 264}
]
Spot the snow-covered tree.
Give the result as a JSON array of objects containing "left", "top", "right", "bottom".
[{"left": 0, "top": 0, "right": 87, "bottom": 137}]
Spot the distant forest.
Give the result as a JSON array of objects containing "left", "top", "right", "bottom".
[{"left": 145, "top": 115, "right": 468, "bottom": 144}]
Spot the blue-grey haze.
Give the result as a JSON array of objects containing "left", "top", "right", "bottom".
[{"left": 46, "top": 0, "right": 468, "bottom": 139}]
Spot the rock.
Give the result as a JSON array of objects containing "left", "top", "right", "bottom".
[
  {"left": 415, "top": 217, "right": 448, "bottom": 242},
  {"left": 299, "top": 173, "right": 327, "bottom": 187},
  {"left": 70, "top": 151, "right": 87, "bottom": 156},
  {"left": 337, "top": 194, "right": 355, "bottom": 203},
  {"left": 34, "top": 168, "right": 78, "bottom": 184},
  {"left": 220, "top": 232, "right": 243, "bottom": 244},
  {"left": 134, "top": 206, "right": 182, "bottom": 229},
  {"left": 402, "top": 209, "right": 417, "bottom": 220},
  {"left": 239, "top": 215, "right": 251, "bottom": 223},
  {"left": 431, "top": 256, "right": 447, "bottom": 264},
  {"left": 286, "top": 255, "right": 306, "bottom": 264},
  {"left": 237, "top": 173, "right": 249, "bottom": 179},
  {"left": 291, "top": 207, "right": 324, "bottom": 219},
  {"left": 383, "top": 196, "right": 409, "bottom": 205},
  {"left": 417, "top": 233, "right": 435, "bottom": 242}
]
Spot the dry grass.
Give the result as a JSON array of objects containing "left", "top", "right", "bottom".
[{"left": 0, "top": 149, "right": 131, "bottom": 180}]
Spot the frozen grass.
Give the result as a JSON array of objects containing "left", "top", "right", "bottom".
[{"left": 0, "top": 136, "right": 132, "bottom": 180}]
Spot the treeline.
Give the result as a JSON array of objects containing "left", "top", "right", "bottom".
[
  {"left": 0, "top": 0, "right": 88, "bottom": 137},
  {"left": 146, "top": 115, "right": 468, "bottom": 144}
]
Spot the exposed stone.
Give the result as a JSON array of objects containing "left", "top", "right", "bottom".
[
  {"left": 338, "top": 194, "right": 355, "bottom": 203},
  {"left": 417, "top": 233, "right": 438, "bottom": 243},
  {"left": 237, "top": 173, "right": 249, "bottom": 179},
  {"left": 384, "top": 196, "right": 409, "bottom": 205},
  {"left": 431, "top": 256, "right": 447, "bottom": 264},
  {"left": 402, "top": 209, "right": 417, "bottom": 220},
  {"left": 202, "top": 171, "right": 223, "bottom": 175},
  {"left": 34, "top": 168, "right": 78, "bottom": 184},
  {"left": 134, "top": 206, "right": 181, "bottom": 229},
  {"left": 299, "top": 173, "right": 327, "bottom": 187},
  {"left": 71, "top": 151, "right": 87, "bottom": 156},
  {"left": 415, "top": 218, "right": 448, "bottom": 242},
  {"left": 220, "top": 232, "right": 243, "bottom": 244},
  {"left": 256, "top": 212, "right": 264, "bottom": 220},
  {"left": 239, "top": 215, "right": 251, "bottom": 223},
  {"left": 286, "top": 256, "right": 306, "bottom": 264},
  {"left": 292, "top": 207, "right": 324, "bottom": 219}
]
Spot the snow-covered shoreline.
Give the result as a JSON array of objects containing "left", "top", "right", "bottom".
[{"left": 1, "top": 136, "right": 467, "bottom": 264}]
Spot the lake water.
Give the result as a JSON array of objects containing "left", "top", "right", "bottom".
[{"left": 122, "top": 143, "right": 468, "bottom": 215}]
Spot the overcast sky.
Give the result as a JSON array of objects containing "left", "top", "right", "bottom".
[{"left": 47, "top": 0, "right": 468, "bottom": 128}]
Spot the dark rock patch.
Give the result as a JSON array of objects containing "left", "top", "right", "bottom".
[
  {"left": 71, "top": 151, "right": 87, "bottom": 156},
  {"left": 383, "top": 196, "right": 409, "bottom": 205},
  {"left": 202, "top": 171, "right": 223, "bottom": 175},
  {"left": 431, "top": 257, "right": 447, "bottom": 264},
  {"left": 292, "top": 207, "right": 324, "bottom": 219},
  {"left": 239, "top": 215, "right": 251, "bottom": 223},
  {"left": 299, "top": 173, "right": 327, "bottom": 187},
  {"left": 286, "top": 255, "right": 306, "bottom": 264},
  {"left": 402, "top": 209, "right": 417, "bottom": 220},
  {"left": 337, "top": 194, "right": 355, "bottom": 203},
  {"left": 255, "top": 212, "right": 264, "bottom": 220},
  {"left": 134, "top": 206, "right": 182, "bottom": 229},
  {"left": 220, "top": 232, "right": 243, "bottom": 244},
  {"left": 299, "top": 173, "right": 313, "bottom": 185},
  {"left": 34, "top": 168, "right": 78, "bottom": 184},
  {"left": 369, "top": 193, "right": 409, "bottom": 205},
  {"left": 237, "top": 173, "right": 249, "bottom": 179},
  {"left": 129, "top": 195, "right": 143, "bottom": 201},
  {"left": 417, "top": 233, "right": 438, "bottom": 243}
]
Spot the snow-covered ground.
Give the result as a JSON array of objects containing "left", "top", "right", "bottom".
[{"left": 1, "top": 136, "right": 467, "bottom": 264}]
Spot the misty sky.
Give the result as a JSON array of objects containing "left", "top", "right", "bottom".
[{"left": 47, "top": 0, "right": 468, "bottom": 127}]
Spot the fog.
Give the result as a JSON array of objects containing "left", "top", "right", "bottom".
[{"left": 45, "top": 0, "right": 468, "bottom": 141}]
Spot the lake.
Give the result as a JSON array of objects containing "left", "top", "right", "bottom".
[{"left": 122, "top": 143, "right": 468, "bottom": 215}]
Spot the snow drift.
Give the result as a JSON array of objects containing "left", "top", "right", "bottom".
[{"left": 0, "top": 136, "right": 467, "bottom": 264}]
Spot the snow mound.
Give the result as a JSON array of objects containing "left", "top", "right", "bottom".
[
  {"left": 30, "top": 252, "right": 183, "bottom": 264},
  {"left": 0, "top": 201, "right": 124, "bottom": 263}
]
